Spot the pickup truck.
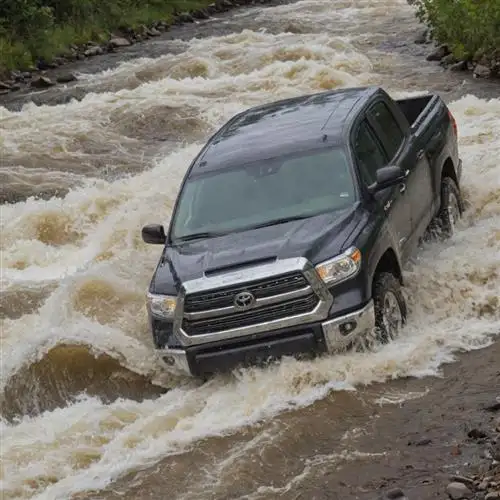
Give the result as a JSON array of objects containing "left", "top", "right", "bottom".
[{"left": 142, "top": 86, "right": 463, "bottom": 378}]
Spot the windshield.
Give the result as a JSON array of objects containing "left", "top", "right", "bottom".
[{"left": 170, "top": 147, "right": 357, "bottom": 242}]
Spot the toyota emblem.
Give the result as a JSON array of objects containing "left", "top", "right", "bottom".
[{"left": 233, "top": 290, "right": 256, "bottom": 310}]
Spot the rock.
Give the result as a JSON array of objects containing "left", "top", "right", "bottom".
[
  {"left": 192, "top": 8, "right": 210, "bottom": 19},
  {"left": 0, "top": 81, "right": 11, "bottom": 90},
  {"left": 22, "top": 71, "right": 32, "bottom": 79},
  {"left": 206, "top": 3, "right": 218, "bottom": 14},
  {"left": 469, "top": 429, "right": 489, "bottom": 440},
  {"left": 426, "top": 44, "right": 450, "bottom": 61},
  {"left": 474, "top": 64, "right": 492, "bottom": 78},
  {"left": 36, "top": 58, "right": 51, "bottom": 70},
  {"left": 10, "top": 70, "right": 23, "bottom": 82},
  {"left": 485, "top": 493, "right": 500, "bottom": 500},
  {"left": 488, "top": 442, "right": 500, "bottom": 461},
  {"left": 440, "top": 53, "right": 456, "bottom": 66},
  {"left": 109, "top": 37, "right": 132, "bottom": 48},
  {"left": 30, "top": 76, "right": 55, "bottom": 88},
  {"left": 9, "top": 83, "right": 21, "bottom": 91},
  {"left": 449, "top": 60, "right": 467, "bottom": 72},
  {"left": 416, "top": 438, "right": 432, "bottom": 446},
  {"left": 408, "top": 437, "right": 432, "bottom": 446},
  {"left": 156, "top": 22, "right": 168, "bottom": 31},
  {"left": 0, "top": 90, "right": 9, "bottom": 96},
  {"left": 177, "top": 12, "right": 195, "bottom": 23},
  {"left": 478, "top": 479, "right": 490, "bottom": 490},
  {"left": 446, "top": 481, "right": 474, "bottom": 499},
  {"left": 147, "top": 27, "right": 161, "bottom": 36},
  {"left": 414, "top": 30, "right": 428, "bottom": 44},
  {"left": 386, "top": 487, "right": 407, "bottom": 499},
  {"left": 485, "top": 401, "right": 500, "bottom": 412},
  {"left": 451, "top": 475, "right": 475, "bottom": 487},
  {"left": 84, "top": 46, "right": 103, "bottom": 57},
  {"left": 56, "top": 73, "right": 77, "bottom": 84}
]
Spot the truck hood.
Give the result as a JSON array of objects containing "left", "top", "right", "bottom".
[{"left": 152, "top": 204, "right": 363, "bottom": 294}]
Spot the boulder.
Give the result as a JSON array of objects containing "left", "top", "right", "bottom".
[
  {"left": 108, "top": 37, "right": 132, "bottom": 48},
  {"left": 31, "top": 76, "right": 55, "bottom": 88}
]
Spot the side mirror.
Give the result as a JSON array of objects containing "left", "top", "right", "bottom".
[
  {"left": 142, "top": 224, "right": 166, "bottom": 245},
  {"left": 368, "top": 166, "right": 406, "bottom": 194}
]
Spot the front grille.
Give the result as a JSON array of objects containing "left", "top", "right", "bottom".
[
  {"left": 182, "top": 293, "right": 319, "bottom": 336},
  {"left": 184, "top": 271, "right": 308, "bottom": 313}
]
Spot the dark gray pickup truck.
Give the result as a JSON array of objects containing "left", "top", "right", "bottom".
[{"left": 142, "top": 86, "right": 463, "bottom": 377}]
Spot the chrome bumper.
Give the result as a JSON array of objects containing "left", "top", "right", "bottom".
[
  {"left": 158, "top": 348, "right": 191, "bottom": 376},
  {"left": 321, "top": 300, "right": 375, "bottom": 352},
  {"left": 156, "top": 301, "right": 375, "bottom": 376}
]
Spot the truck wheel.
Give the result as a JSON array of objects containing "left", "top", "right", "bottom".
[
  {"left": 435, "top": 176, "right": 463, "bottom": 238},
  {"left": 373, "top": 272, "right": 407, "bottom": 344}
]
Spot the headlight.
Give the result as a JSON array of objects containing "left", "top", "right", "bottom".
[
  {"left": 147, "top": 292, "right": 177, "bottom": 319},
  {"left": 315, "top": 247, "right": 361, "bottom": 286}
]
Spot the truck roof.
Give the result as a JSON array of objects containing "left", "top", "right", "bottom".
[{"left": 191, "top": 86, "right": 378, "bottom": 174}]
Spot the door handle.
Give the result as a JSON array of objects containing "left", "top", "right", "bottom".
[
  {"left": 416, "top": 149, "right": 425, "bottom": 161},
  {"left": 399, "top": 183, "right": 406, "bottom": 194}
]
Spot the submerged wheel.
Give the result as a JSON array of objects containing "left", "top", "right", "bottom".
[
  {"left": 373, "top": 272, "right": 407, "bottom": 344},
  {"left": 433, "top": 176, "right": 464, "bottom": 239}
]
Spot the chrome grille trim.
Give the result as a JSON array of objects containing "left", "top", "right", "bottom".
[
  {"left": 184, "top": 272, "right": 308, "bottom": 313},
  {"left": 183, "top": 286, "right": 313, "bottom": 320},
  {"left": 173, "top": 257, "right": 334, "bottom": 347},
  {"left": 183, "top": 293, "right": 320, "bottom": 336}
]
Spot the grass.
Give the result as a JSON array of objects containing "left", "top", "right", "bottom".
[{"left": 0, "top": 0, "right": 217, "bottom": 78}]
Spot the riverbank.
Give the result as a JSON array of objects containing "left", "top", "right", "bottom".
[
  {"left": 0, "top": 0, "right": 279, "bottom": 93},
  {"left": 409, "top": 0, "right": 500, "bottom": 82},
  {"left": 2, "top": 0, "right": 500, "bottom": 102}
]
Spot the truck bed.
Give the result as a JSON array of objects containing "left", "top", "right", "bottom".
[{"left": 395, "top": 94, "right": 434, "bottom": 129}]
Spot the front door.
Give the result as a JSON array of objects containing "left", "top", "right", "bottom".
[
  {"left": 366, "top": 99, "right": 434, "bottom": 245},
  {"left": 353, "top": 119, "right": 412, "bottom": 256}
]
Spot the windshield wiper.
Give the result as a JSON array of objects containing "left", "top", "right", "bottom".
[
  {"left": 174, "top": 231, "right": 226, "bottom": 243},
  {"left": 247, "top": 214, "right": 312, "bottom": 230}
]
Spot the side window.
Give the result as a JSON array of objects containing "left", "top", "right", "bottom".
[
  {"left": 368, "top": 102, "right": 405, "bottom": 159},
  {"left": 354, "top": 120, "right": 387, "bottom": 185}
]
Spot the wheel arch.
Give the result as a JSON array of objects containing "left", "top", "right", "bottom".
[
  {"left": 371, "top": 247, "right": 403, "bottom": 293},
  {"left": 441, "top": 157, "right": 458, "bottom": 185}
]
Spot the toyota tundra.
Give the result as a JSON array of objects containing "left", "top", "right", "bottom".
[{"left": 141, "top": 86, "right": 463, "bottom": 377}]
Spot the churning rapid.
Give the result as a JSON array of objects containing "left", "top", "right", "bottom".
[{"left": 1, "top": 0, "right": 499, "bottom": 498}]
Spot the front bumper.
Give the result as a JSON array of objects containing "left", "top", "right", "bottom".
[{"left": 156, "top": 300, "right": 375, "bottom": 377}]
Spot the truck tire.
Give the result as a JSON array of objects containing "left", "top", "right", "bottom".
[
  {"left": 373, "top": 272, "right": 407, "bottom": 344},
  {"left": 435, "top": 176, "right": 463, "bottom": 238}
]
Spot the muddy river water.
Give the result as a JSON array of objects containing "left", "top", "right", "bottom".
[{"left": 1, "top": 0, "right": 499, "bottom": 499}]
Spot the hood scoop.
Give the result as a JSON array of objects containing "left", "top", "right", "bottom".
[{"left": 204, "top": 256, "right": 277, "bottom": 277}]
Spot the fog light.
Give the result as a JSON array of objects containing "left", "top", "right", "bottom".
[
  {"left": 163, "top": 355, "right": 176, "bottom": 366},
  {"left": 339, "top": 321, "right": 357, "bottom": 336}
]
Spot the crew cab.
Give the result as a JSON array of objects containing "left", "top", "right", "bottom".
[{"left": 142, "top": 86, "right": 463, "bottom": 377}]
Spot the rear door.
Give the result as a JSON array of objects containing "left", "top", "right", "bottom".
[
  {"left": 353, "top": 119, "right": 412, "bottom": 256},
  {"left": 366, "top": 99, "right": 434, "bottom": 240}
]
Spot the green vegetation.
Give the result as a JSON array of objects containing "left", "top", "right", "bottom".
[
  {"left": 0, "top": 0, "right": 213, "bottom": 76},
  {"left": 413, "top": 0, "right": 500, "bottom": 64}
]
